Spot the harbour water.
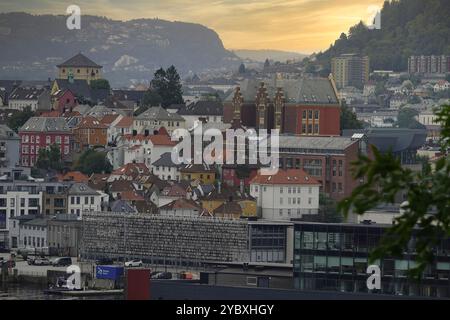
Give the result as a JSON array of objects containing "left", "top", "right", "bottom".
[{"left": 0, "top": 283, "right": 123, "bottom": 300}]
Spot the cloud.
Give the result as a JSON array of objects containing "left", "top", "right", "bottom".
[{"left": 0, "top": 0, "right": 384, "bottom": 53}]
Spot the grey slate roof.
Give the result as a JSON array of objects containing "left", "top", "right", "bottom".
[
  {"left": 135, "top": 106, "right": 184, "bottom": 121},
  {"left": 54, "top": 79, "right": 92, "bottom": 99},
  {"left": 57, "top": 53, "right": 102, "bottom": 68},
  {"left": 20, "top": 117, "right": 70, "bottom": 133},
  {"left": 110, "top": 200, "right": 137, "bottom": 213},
  {"left": 224, "top": 77, "right": 339, "bottom": 105},
  {"left": 23, "top": 218, "right": 48, "bottom": 227},
  {"left": 177, "top": 101, "right": 223, "bottom": 116},
  {"left": 152, "top": 152, "right": 181, "bottom": 168},
  {"left": 9, "top": 87, "right": 47, "bottom": 100},
  {"left": 0, "top": 125, "right": 19, "bottom": 140},
  {"left": 342, "top": 128, "right": 427, "bottom": 153},
  {"left": 68, "top": 182, "right": 100, "bottom": 196},
  {"left": 278, "top": 135, "right": 357, "bottom": 151}
]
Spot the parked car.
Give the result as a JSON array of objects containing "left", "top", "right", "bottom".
[
  {"left": 152, "top": 272, "right": 172, "bottom": 279},
  {"left": 34, "top": 257, "right": 51, "bottom": 266},
  {"left": 124, "top": 259, "right": 143, "bottom": 267},
  {"left": 52, "top": 257, "right": 72, "bottom": 267},
  {"left": 95, "top": 258, "right": 114, "bottom": 265}
]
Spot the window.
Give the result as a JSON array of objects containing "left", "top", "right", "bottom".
[
  {"left": 46, "top": 136, "right": 51, "bottom": 144},
  {"left": 91, "top": 197, "right": 94, "bottom": 204},
  {"left": 64, "top": 136, "right": 70, "bottom": 144},
  {"left": 308, "top": 198, "right": 312, "bottom": 205},
  {"left": 288, "top": 187, "right": 291, "bottom": 194},
  {"left": 55, "top": 136, "right": 61, "bottom": 144},
  {"left": 263, "top": 186, "right": 267, "bottom": 192},
  {"left": 64, "top": 146, "right": 69, "bottom": 155},
  {"left": 280, "top": 198, "right": 283, "bottom": 205},
  {"left": 280, "top": 187, "right": 283, "bottom": 194},
  {"left": 36, "top": 136, "right": 40, "bottom": 143},
  {"left": 84, "top": 197, "right": 88, "bottom": 205}
]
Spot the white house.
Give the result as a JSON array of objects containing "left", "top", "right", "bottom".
[
  {"left": 159, "top": 198, "right": 203, "bottom": 217},
  {"left": 177, "top": 100, "right": 224, "bottom": 129},
  {"left": 119, "top": 133, "right": 177, "bottom": 168},
  {"left": 250, "top": 169, "right": 320, "bottom": 221},
  {"left": 67, "top": 183, "right": 109, "bottom": 218},
  {"left": 19, "top": 218, "right": 48, "bottom": 250},
  {"left": 0, "top": 190, "right": 43, "bottom": 232},
  {"left": 8, "top": 87, "right": 51, "bottom": 111},
  {"left": 133, "top": 106, "right": 185, "bottom": 135},
  {"left": 151, "top": 152, "right": 181, "bottom": 181},
  {"left": 433, "top": 80, "right": 450, "bottom": 92}
]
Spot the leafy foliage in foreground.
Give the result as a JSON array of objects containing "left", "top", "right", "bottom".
[{"left": 338, "top": 105, "right": 450, "bottom": 279}]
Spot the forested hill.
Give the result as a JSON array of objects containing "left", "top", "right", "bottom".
[{"left": 316, "top": 0, "right": 450, "bottom": 72}]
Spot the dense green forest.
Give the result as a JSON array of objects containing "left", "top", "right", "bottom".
[{"left": 316, "top": 0, "right": 450, "bottom": 72}]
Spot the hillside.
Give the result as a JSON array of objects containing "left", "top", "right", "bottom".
[
  {"left": 0, "top": 13, "right": 240, "bottom": 87},
  {"left": 316, "top": 0, "right": 450, "bottom": 72},
  {"left": 233, "top": 49, "right": 308, "bottom": 63}
]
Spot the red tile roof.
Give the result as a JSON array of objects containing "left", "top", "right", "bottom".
[
  {"left": 100, "top": 114, "right": 120, "bottom": 125},
  {"left": 77, "top": 116, "right": 108, "bottom": 129},
  {"left": 57, "top": 171, "right": 89, "bottom": 183},
  {"left": 119, "top": 190, "right": 144, "bottom": 201},
  {"left": 250, "top": 169, "right": 320, "bottom": 185},
  {"left": 112, "top": 163, "right": 150, "bottom": 177},
  {"left": 116, "top": 116, "right": 133, "bottom": 128},
  {"left": 123, "top": 133, "right": 177, "bottom": 146}
]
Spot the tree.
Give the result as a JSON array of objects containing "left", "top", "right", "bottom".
[
  {"left": 165, "top": 65, "right": 184, "bottom": 107},
  {"left": 150, "top": 66, "right": 183, "bottom": 108},
  {"left": 397, "top": 107, "right": 424, "bottom": 129},
  {"left": 7, "top": 106, "right": 35, "bottom": 132},
  {"left": 89, "top": 79, "right": 111, "bottom": 90},
  {"left": 238, "top": 63, "right": 246, "bottom": 74},
  {"left": 319, "top": 193, "right": 344, "bottom": 223},
  {"left": 74, "top": 149, "right": 112, "bottom": 175},
  {"left": 141, "top": 90, "right": 162, "bottom": 107},
  {"left": 36, "top": 144, "right": 63, "bottom": 171},
  {"left": 338, "top": 104, "right": 450, "bottom": 279},
  {"left": 340, "top": 104, "right": 363, "bottom": 130}
]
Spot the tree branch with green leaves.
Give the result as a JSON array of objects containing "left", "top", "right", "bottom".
[{"left": 338, "top": 104, "right": 450, "bottom": 280}]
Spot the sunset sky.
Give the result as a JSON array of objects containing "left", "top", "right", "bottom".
[{"left": 0, "top": 0, "right": 384, "bottom": 53}]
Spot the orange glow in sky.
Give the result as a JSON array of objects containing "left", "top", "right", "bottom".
[{"left": 1, "top": 0, "right": 385, "bottom": 53}]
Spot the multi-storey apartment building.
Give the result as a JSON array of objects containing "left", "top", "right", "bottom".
[
  {"left": 19, "top": 117, "right": 73, "bottom": 167},
  {"left": 408, "top": 55, "right": 450, "bottom": 74},
  {"left": 275, "top": 135, "right": 367, "bottom": 201},
  {"left": 331, "top": 54, "right": 370, "bottom": 89},
  {"left": 0, "top": 125, "right": 20, "bottom": 169}
]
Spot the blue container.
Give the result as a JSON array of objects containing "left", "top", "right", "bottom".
[{"left": 96, "top": 265, "right": 124, "bottom": 280}]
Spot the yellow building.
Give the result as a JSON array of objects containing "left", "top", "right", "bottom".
[
  {"left": 180, "top": 164, "right": 216, "bottom": 185},
  {"left": 199, "top": 186, "right": 257, "bottom": 217},
  {"left": 57, "top": 53, "right": 103, "bottom": 83}
]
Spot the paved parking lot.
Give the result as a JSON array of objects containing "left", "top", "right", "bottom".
[{"left": 1, "top": 253, "right": 80, "bottom": 276}]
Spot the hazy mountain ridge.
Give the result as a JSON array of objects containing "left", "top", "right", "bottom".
[
  {"left": 0, "top": 12, "right": 240, "bottom": 87},
  {"left": 233, "top": 49, "right": 308, "bottom": 62}
]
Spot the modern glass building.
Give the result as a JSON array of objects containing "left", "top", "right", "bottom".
[{"left": 293, "top": 222, "right": 450, "bottom": 298}]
